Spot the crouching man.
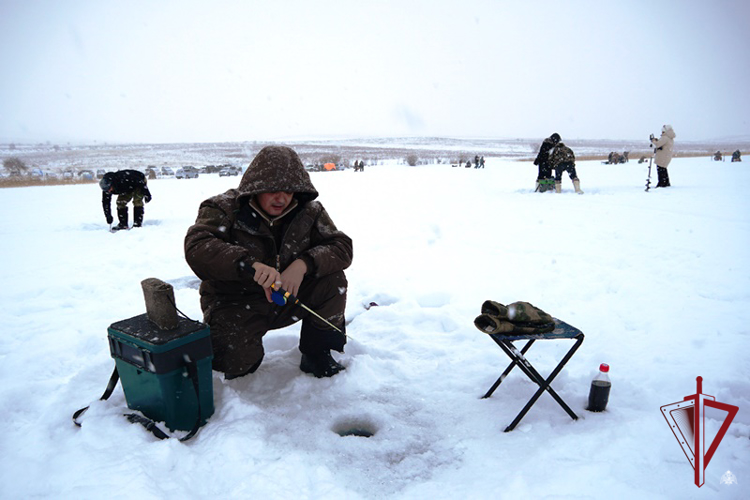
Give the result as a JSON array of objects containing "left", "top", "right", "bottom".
[{"left": 184, "top": 146, "right": 353, "bottom": 379}]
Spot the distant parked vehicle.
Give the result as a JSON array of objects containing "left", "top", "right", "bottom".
[
  {"left": 96, "top": 169, "right": 106, "bottom": 179},
  {"left": 160, "top": 167, "right": 174, "bottom": 176},
  {"left": 204, "top": 165, "right": 223, "bottom": 174},
  {"left": 219, "top": 166, "right": 240, "bottom": 177},
  {"left": 176, "top": 166, "right": 199, "bottom": 179}
]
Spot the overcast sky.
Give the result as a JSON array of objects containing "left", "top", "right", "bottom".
[{"left": 1, "top": 0, "right": 749, "bottom": 144}]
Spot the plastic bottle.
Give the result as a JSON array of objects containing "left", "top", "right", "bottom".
[{"left": 586, "top": 363, "right": 611, "bottom": 412}]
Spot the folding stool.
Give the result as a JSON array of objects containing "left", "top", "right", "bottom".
[{"left": 481, "top": 319, "right": 584, "bottom": 431}]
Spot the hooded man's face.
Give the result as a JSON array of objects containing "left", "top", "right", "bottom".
[{"left": 257, "top": 191, "right": 293, "bottom": 217}]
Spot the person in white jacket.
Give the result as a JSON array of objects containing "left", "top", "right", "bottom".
[{"left": 650, "top": 125, "right": 676, "bottom": 188}]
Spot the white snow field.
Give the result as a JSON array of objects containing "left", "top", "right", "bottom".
[{"left": 1, "top": 156, "right": 748, "bottom": 498}]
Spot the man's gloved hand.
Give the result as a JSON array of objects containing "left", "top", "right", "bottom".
[
  {"left": 106, "top": 214, "right": 113, "bottom": 224},
  {"left": 649, "top": 134, "right": 655, "bottom": 141},
  {"left": 144, "top": 194, "right": 152, "bottom": 203}
]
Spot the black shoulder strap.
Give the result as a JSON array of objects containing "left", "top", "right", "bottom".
[
  {"left": 72, "top": 366, "right": 120, "bottom": 426},
  {"left": 73, "top": 356, "right": 203, "bottom": 442}
]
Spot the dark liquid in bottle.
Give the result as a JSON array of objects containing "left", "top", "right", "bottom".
[{"left": 587, "top": 380, "right": 611, "bottom": 412}]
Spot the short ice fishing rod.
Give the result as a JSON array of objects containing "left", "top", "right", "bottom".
[{"left": 270, "top": 282, "right": 343, "bottom": 334}]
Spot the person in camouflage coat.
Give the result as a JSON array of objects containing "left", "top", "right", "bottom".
[
  {"left": 184, "top": 146, "right": 353, "bottom": 379},
  {"left": 550, "top": 142, "right": 583, "bottom": 194}
]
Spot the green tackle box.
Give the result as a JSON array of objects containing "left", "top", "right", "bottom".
[{"left": 107, "top": 314, "right": 214, "bottom": 432}]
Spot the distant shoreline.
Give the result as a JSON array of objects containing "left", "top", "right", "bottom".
[{"left": 1, "top": 138, "right": 747, "bottom": 178}]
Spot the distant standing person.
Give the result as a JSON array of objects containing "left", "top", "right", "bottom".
[
  {"left": 533, "top": 133, "right": 560, "bottom": 191},
  {"left": 650, "top": 124, "right": 676, "bottom": 188},
  {"left": 99, "top": 169, "right": 152, "bottom": 230},
  {"left": 550, "top": 142, "right": 583, "bottom": 194}
]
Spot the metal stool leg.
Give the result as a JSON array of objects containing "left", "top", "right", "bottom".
[{"left": 481, "top": 340, "right": 534, "bottom": 399}]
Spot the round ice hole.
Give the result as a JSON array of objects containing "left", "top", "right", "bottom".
[{"left": 333, "top": 418, "right": 377, "bottom": 438}]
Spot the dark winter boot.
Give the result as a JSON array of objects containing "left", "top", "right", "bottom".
[
  {"left": 112, "top": 207, "right": 129, "bottom": 231},
  {"left": 133, "top": 206, "right": 144, "bottom": 227},
  {"left": 300, "top": 350, "right": 345, "bottom": 378}
]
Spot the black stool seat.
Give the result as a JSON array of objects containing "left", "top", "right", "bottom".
[{"left": 482, "top": 319, "right": 584, "bottom": 431}]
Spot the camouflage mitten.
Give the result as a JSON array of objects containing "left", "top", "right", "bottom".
[
  {"left": 474, "top": 314, "right": 515, "bottom": 334},
  {"left": 507, "top": 301, "right": 554, "bottom": 325},
  {"left": 474, "top": 314, "right": 556, "bottom": 335},
  {"left": 480, "top": 300, "right": 509, "bottom": 320}
]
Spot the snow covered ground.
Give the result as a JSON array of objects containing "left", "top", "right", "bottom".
[{"left": 1, "top": 156, "right": 748, "bottom": 498}]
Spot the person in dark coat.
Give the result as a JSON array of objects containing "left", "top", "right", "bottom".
[
  {"left": 533, "top": 133, "right": 561, "bottom": 191},
  {"left": 184, "top": 146, "right": 353, "bottom": 379},
  {"left": 99, "top": 169, "right": 152, "bottom": 230}
]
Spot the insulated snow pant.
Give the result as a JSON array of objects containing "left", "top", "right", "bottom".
[
  {"left": 554, "top": 162, "right": 578, "bottom": 182},
  {"left": 116, "top": 187, "right": 147, "bottom": 209},
  {"left": 537, "top": 163, "right": 553, "bottom": 181},
  {"left": 201, "top": 270, "right": 348, "bottom": 378}
]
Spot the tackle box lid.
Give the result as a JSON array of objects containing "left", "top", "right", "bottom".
[{"left": 108, "top": 313, "right": 209, "bottom": 350}]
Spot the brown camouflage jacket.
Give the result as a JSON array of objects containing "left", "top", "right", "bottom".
[{"left": 550, "top": 143, "right": 575, "bottom": 167}]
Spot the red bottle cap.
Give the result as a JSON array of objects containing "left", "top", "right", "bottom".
[{"left": 599, "top": 363, "right": 609, "bottom": 373}]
